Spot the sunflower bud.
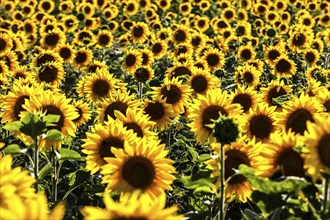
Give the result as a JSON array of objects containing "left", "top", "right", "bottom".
[{"left": 211, "top": 115, "right": 240, "bottom": 145}]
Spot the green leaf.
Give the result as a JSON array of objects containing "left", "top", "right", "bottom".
[
  {"left": 3, "top": 144, "right": 22, "bottom": 154},
  {"left": 39, "top": 163, "right": 54, "bottom": 180},
  {"left": 193, "top": 185, "right": 214, "bottom": 196},
  {"left": 242, "top": 209, "right": 263, "bottom": 220},
  {"left": 59, "top": 148, "right": 84, "bottom": 161},
  {"left": 182, "top": 175, "right": 214, "bottom": 190},
  {"left": 43, "top": 114, "right": 60, "bottom": 127},
  {"left": 20, "top": 112, "right": 47, "bottom": 138},
  {"left": 46, "top": 129, "right": 62, "bottom": 141},
  {"left": 239, "top": 165, "right": 309, "bottom": 195},
  {"left": 198, "top": 154, "right": 211, "bottom": 162},
  {"left": 4, "top": 121, "right": 22, "bottom": 131}
]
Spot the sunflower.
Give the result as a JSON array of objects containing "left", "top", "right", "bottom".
[
  {"left": 194, "top": 16, "right": 210, "bottom": 33},
  {"left": 256, "top": 131, "right": 306, "bottom": 178},
  {"left": 71, "top": 99, "right": 92, "bottom": 127},
  {"left": 2, "top": 1, "right": 15, "bottom": 13},
  {"left": 152, "top": 77, "right": 191, "bottom": 116},
  {"left": 38, "top": 0, "right": 55, "bottom": 13},
  {"left": 81, "top": 191, "right": 183, "bottom": 220},
  {"left": 32, "top": 49, "right": 61, "bottom": 68},
  {"left": 77, "top": 2, "right": 95, "bottom": 18},
  {"left": 264, "top": 45, "right": 284, "bottom": 66},
  {"left": 253, "top": 3, "right": 268, "bottom": 16},
  {"left": 172, "top": 25, "right": 191, "bottom": 45},
  {"left": 124, "top": 1, "right": 139, "bottom": 16},
  {"left": 202, "top": 48, "right": 225, "bottom": 71},
  {"left": 234, "top": 64, "right": 262, "bottom": 88},
  {"left": 10, "top": 65, "right": 29, "bottom": 80},
  {"left": 304, "top": 114, "right": 330, "bottom": 180},
  {"left": 237, "top": 45, "right": 256, "bottom": 62},
  {"left": 61, "top": 15, "right": 79, "bottom": 32},
  {"left": 1, "top": 51, "right": 19, "bottom": 71},
  {"left": 0, "top": 33, "right": 12, "bottom": 56},
  {"left": 272, "top": 55, "right": 297, "bottom": 78},
  {"left": 318, "top": 14, "right": 330, "bottom": 27},
  {"left": 97, "top": 90, "right": 140, "bottom": 123},
  {"left": 303, "top": 48, "right": 320, "bottom": 66},
  {"left": 122, "top": 49, "right": 142, "bottom": 74},
  {"left": 143, "top": 96, "right": 174, "bottom": 130},
  {"left": 288, "top": 24, "right": 313, "bottom": 52},
  {"left": 133, "top": 66, "right": 154, "bottom": 83},
  {"left": 166, "top": 61, "right": 193, "bottom": 80},
  {"left": 157, "top": 0, "right": 171, "bottom": 11},
  {"left": 82, "top": 69, "right": 121, "bottom": 103},
  {"left": 56, "top": 44, "right": 75, "bottom": 63},
  {"left": 22, "top": 90, "right": 79, "bottom": 150},
  {"left": 1, "top": 83, "right": 35, "bottom": 123},
  {"left": 230, "top": 85, "right": 261, "bottom": 114},
  {"left": 0, "top": 155, "right": 36, "bottom": 210},
  {"left": 96, "top": 30, "right": 113, "bottom": 48},
  {"left": 59, "top": 1, "right": 74, "bottom": 13},
  {"left": 179, "top": 2, "right": 192, "bottom": 16},
  {"left": 263, "top": 82, "right": 289, "bottom": 108},
  {"left": 130, "top": 22, "right": 150, "bottom": 44},
  {"left": 244, "top": 103, "right": 278, "bottom": 142},
  {"left": 115, "top": 108, "right": 156, "bottom": 140},
  {"left": 150, "top": 40, "right": 168, "bottom": 59},
  {"left": 205, "top": 138, "right": 260, "bottom": 202},
  {"left": 82, "top": 120, "right": 136, "bottom": 174},
  {"left": 101, "top": 138, "right": 176, "bottom": 201},
  {"left": 74, "top": 48, "right": 93, "bottom": 67},
  {"left": 85, "top": 60, "right": 108, "bottom": 74},
  {"left": 190, "top": 31, "right": 207, "bottom": 49},
  {"left": 189, "top": 68, "right": 220, "bottom": 96},
  {"left": 0, "top": 193, "right": 65, "bottom": 220},
  {"left": 188, "top": 89, "right": 243, "bottom": 144},
  {"left": 275, "top": 93, "right": 324, "bottom": 135},
  {"left": 316, "top": 88, "right": 330, "bottom": 113},
  {"left": 34, "top": 61, "right": 65, "bottom": 87},
  {"left": 237, "top": 9, "right": 248, "bottom": 21},
  {"left": 108, "top": 21, "right": 119, "bottom": 32},
  {"left": 74, "top": 29, "right": 96, "bottom": 47},
  {"left": 221, "top": 7, "right": 236, "bottom": 22}
]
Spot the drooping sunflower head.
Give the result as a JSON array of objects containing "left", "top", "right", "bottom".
[
  {"left": 275, "top": 93, "right": 324, "bottom": 135},
  {"left": 101, "top": 138, "right": 176, "bottom": 201},
  {"left": 188, "top": 89, "right": 243, "bottom": 144},
  {"left": 256, "top": 131, "right": 306, "bottom": 178}
]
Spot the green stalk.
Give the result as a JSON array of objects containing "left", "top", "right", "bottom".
[
  {"left": 219, "top": 144, "right": 225, "bottom": 220},
  {"left": 322, "top": 176, "right": 329, "bottom": 216},
  {"left": 33, "top": 137, "right": 39, "bottom": 192}
]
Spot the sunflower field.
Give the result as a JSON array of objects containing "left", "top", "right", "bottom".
[{"left": 0, "top": 0, "right": 329, "bottom": 219}]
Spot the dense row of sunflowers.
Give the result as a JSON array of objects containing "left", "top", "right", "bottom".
[{"left": 0, "top": 0, "right": 329, "bottom": 219}]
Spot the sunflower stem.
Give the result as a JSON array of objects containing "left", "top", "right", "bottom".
[
  {"left": 138, "top": 82, "right": 143, "bottom": 100},
  {"left": 33, "top": 137, "right": 39, "bottom": 192},
  {"left": 219, "top": 143, "right": 225, "bottom": 220},
  {"left": 322, "top": 176, "right": 329, "bottom": 216}
]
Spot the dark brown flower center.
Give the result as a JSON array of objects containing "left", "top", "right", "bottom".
[
  {"left": 135, "top": 67, "right": 150, "bottom": 82},
  {"left": 75, "top": 51, "right": 88, "bottom": 64},
  {"left": 276, "top": 148, "right": 304, "bottom": 176},
  {"left": 125, "top": 54, "right": 137, "bottom": 67},
  {"left": 161, "top": 85, "right": 182, "bottom": 105},
  {"left": 133, "top": 26, "right": 144, "bottom": 38},
  {"left": 42, "top": 105, "right": 64, "bottom": 131},
  {"left": 14, "top": 95, "right": 29, "bottom": 120},
  {"left": 317, "top": 134, "right": 330, "bottom": 168},
  {"left": 98, "top": 34, "right": 110, "bottom": 46},
  {"left": 267, "top": 86, "right": 287, "bottom": 106},
  {"left": 206, "top": 54, "right": 220, "bottom": 67},
  {"left": 292, "top": 33, "right": 306, "bottom": 47},
  {"left": 41, "top": 1, "right": 51, "bottom": 11},
  {"left": 286, "top": 108, "right": 314, "bottom": 135},
  {"left": 152, "top": 43, "right": 162, "bottom": 54},
  {"left": 104, "top": 102, "right": 128, "bottom": 121},
  {"left": 240, "top": 49, "right": 252, "bottom": 60},
  {"left": 36, "top": 54, "right": 55, "bottom": 67},
  {"left": 73, "top": 107, "right": 83, "bottom": 123},
  {"left": 249, "top": 114, "right": 273, "bottom": 139},
  {"left": 99, "top": 137, "right": 124, "bottom": 160},
  {"left": 202, "top": 105, "right": 227, "bottom": 132},
  {"left": 224, "top": 10, "right": 234, "bottom": 19},
  {"left": 276, "top": 59, "right": 291, "bottom": 73},
  {"left": 174, "top": 29, "right": 187, "bottom": 42},
  {"left": 38, "top": 65, "right": 59, "bottom": 83},
  {"left": 305, "top": 52, "right": 316, "bottom": 63},
  {"left": 324, "top": 100, "right": 330, "bottom": 112},
  {"left": 225, "top": 149, "right": 250, "bottom": 184},
  {"left": 122, "top": 156, "right": 155, "bottom": 189},
  {"left": 243, "top": 72, "right": 254, "bottom": 83},
  {"left": 124, "top": 122, "right": 143, "bottom": 138},
  {"left": 233, "top": 93, "right": 252, "bottom": 113},
  {"left": 59, "top": 47, "right": 72, "bottom": 60},
  {"left": 172, "top": 66, "right": 191, "bottom": 78},
  {"left": 45, "top": 33, "right": 59, "bottom": 47},
  {"left": 144, "top": 102, "right": 165, "bottom": 121},
  {"left": 0, "top": 39, "right": 6, "bottom": 51},
  {"left": 268, "top": 49, "right": 280, "bottom": 61},
  {"left": 191, "top": 75, "right": 208, "bottom": 94},
  {"left": 92, "top": 79, "right": 110, "bottom": 97}
]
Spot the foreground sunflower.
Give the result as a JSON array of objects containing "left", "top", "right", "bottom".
[
  {"left": 81, "top": 191, "right": 183, "bottom": 220},
  {"left": 188, "top": 89, "right": 243, "bottom": 144},
  {"left": 0, "top": 155, "right": 36, "bottom": 210},
  {"left": 22, "top": 90, "right": 79, "bottom": 150},
  {"left": 101, "top": 138, "right": 176, "bottom": 201},
  {"left": 256, "top": 131, "right": 306, "bottom": 178},
  {"left": 304, "top": 115, "right": 330, "bottom": 180},
  {"left": 205, "top": 138, "right": 261, "bottom": 202}
]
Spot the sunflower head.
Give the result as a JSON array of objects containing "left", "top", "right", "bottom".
[{"left": 210, "top": 115, "right": 240, "bottom": 145}]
